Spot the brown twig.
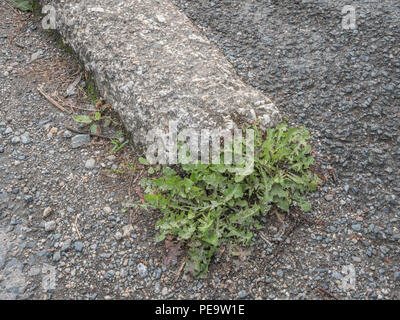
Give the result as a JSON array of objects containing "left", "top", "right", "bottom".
[
  {"left": 65, "top": 126, "right": 112, "bottom": 140},
  {"left": 174, "top": 256, "right": 187, "bottom": 283},
  {"left": 74, "top": 215, "right": 82, "bottom": 239},
  {"left": 310, "top": 166, "right": 328, "bottom": 182},
  {"left": 2, "top": 0, "right": 21, "bottom": 15},
  {"left": 37, "top": 86, "right": 68, "bottom": 113},
  {"left": 290, "top": 206, "right": 315, "bottom": 225},
  {"left": 271, "top": 222, "right": 297, "bottom": 259},
  {"left": 330, "top": 168, "right": 337, "bottom": 183}
]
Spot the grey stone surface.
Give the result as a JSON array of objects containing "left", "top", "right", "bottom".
[
  {"left": 71, "top": 134, "right": 90, "bottom": 148},
  {"left": 38, "top": 0, "right": 280, "bottom": 149}
]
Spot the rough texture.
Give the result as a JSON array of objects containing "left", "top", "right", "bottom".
[
  {"left": 2, "top": 0, "right": 399, "bottom": 300},
  {"left": 38, "top": 0, "right": 280, "bottom": 147}
]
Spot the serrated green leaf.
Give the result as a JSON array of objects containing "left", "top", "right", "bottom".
[
  {"left": 13, "top": 0, "right": 33, "bottom": 11},
  {"left": 138, "top": 157, "right": 149, "bottom": 165},
  {"left": 94, "top": 112, "right": 101, "bottom": 121},
  {"left": 73, "top": 115, "right": 92, "bottom": 124},
  {"left": 90, "top": 124, "right": 98, "bottom": 135}
]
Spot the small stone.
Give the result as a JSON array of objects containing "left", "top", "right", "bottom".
[
  {"left": 30, "top": 50, "right": 42, "bottom": 63},
  {"left": 325, "top": 194, "right": 334, "bottom": 201},
  {"left": 4, "top": 127, "right": 12, "bottom": 134},
  {"left": 107, "top": 155, "right": 116, "bottom": 161},
  {"left": 44, "top": 221, "right": 56, "bottom": 232},
  {"left": 156, "top": 14, "right": 166, "bottom": 23},
  {"left": 380, "top": 246, "right": 389, "bottom": 254},
  {"left": 103, "top": 206, "right": 112, "bottom": 214},
  {"left": 161, "top": 287, "right": 168, "bottom": 296},
  {"left": 115, "top": 231, "right": 123, "bottom": 241},
  {"left": 85, "top": 158, "right": 96, "bottom": 169},
  {"left": 122, "top": 224, "right": 133, "bottom": 237},
  {"left": 0, "top": 147, "right": 4, "bottom": 153},
  {"left": 24, "top": 195, "right": 33, "bottom": 203},
  {"left": 11, "top": 136, "right": 20, "bottom": 144},
  {"left": 29, "top": 267, "right": 41, "bottom": 276},
  {"left": 385, "top": 167, "right": 393, "bottom": 174},
  {"left": 0, "top": 191, "right": 8, "bottom": 203},
  {"left": 42, "top": 207, "right": 52, "bottom": 218},
  {"left": 137, "top": 263, "right": 148, "bottom": 278},
  {"left": 71, "top": 134, "right": 90, "bottom": 148},
  {"left": 61, "top": 239, "right": 72, "bottom": 252},
  {"left": 331, "top": 270, "right": 343, "bottom": 280},
  {"left": 74, "top": 241, "right": 83, "bottom": 252},
  {"left": 394, "top": 272, "right": 400, "bottom": 281},
  {"left": 20, "top": 134, "right": 30, "bottom": 144},
  {"left": 351, "top": 224, "right": 361, "bottom": 232},
  {"left": 120, "top": 268, "right": 128, "bottom": 278},
  {"left": 53, "top": 251, "right": 61, "bottom": 262},
  {"left": 276, "top": 269, "right": 284, "bottom": 277},
  {"left": 238, "top": 290, "right": 248, "bottom": 298},
  {"left": 62, "top": 130, "right": 72, "bottom": 138}
]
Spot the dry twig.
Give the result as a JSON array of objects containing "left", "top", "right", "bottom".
[
  {"left": 37, "top": 86, "right": 68, "bottom": 113},
  {"left": 174, "top": 257, "right": 187, "bottom": 283}
]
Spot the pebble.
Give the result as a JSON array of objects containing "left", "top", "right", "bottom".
[
  {"left": 115, "top": 231, "right": 123, "bottom": 241},
  {"left": 85, "top": 158, "right": 96, "bottom": 169},
  {"left": 161, "top": 287, "right": 168, "bottom": 296},
  {"left": 44, "top": 221, "right": 56, "bottom": 232},
  {"left": 53, "top": 251, "right": 61, "bottom": 262},
  {"left": 71, "top": 134, "right": 90, "bottom": 148},
  {"left": 74, "top": 241, "right": 83, "bottom": 252},
  {"left": 61, "top": 239, "right": 72, "bottom": 252},
  {"left": 331, "top": 271, "right": 343, "bottom": 280},
  {"left": 42, "top": 207, "right": 52, "bottom": 218},
  {"left": 62, "top": 130, "right": 72, "bottom": 138},
  {"left": 11, "top": 136, "right": 20, "bottom": 144},
  {"left": 20, "top": 133, "right": 30, "bottom": 144},
  {"left": 137, "top": 263, "right": 148, "bottom": 278},
  {"left": 29, "top": 50, "right": 42, "bottom": 63}
]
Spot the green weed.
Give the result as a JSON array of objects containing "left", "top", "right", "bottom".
[{"left": 136, "top": 123, "right": 321, "bottom": 278}]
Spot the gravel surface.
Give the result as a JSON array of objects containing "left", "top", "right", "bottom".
[
  {"left": 170, "top": 0, "right": 400, "bottom": 299},
  {"left": 1, "top": 1, "right": 399, "bottom": 300}
]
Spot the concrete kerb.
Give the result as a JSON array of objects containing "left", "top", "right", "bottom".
[{"left": 35, "top": 0, "right": 281, "bottom": 157}]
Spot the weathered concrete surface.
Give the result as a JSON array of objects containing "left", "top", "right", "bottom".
[{"left": 38, "top": 0, "right": 280, "bottom": 147}]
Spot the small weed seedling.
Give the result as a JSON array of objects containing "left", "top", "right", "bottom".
[
  {"left": 8, "top": 0, "right": 33, "bottom": 11},
  {"left": 136, "top": 123, "right": 321, "bottom": 278}
]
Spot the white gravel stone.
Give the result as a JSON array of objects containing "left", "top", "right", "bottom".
[
  {"left": 44, "top": 221, "right": 56, "bottom": 232},
  {"left": 85, "top": 158, "right": 96, "bottom": 169}
]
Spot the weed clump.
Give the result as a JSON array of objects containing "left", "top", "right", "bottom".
[{"left": 137, "top": 123, "right": 320, "bottom": 278}]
